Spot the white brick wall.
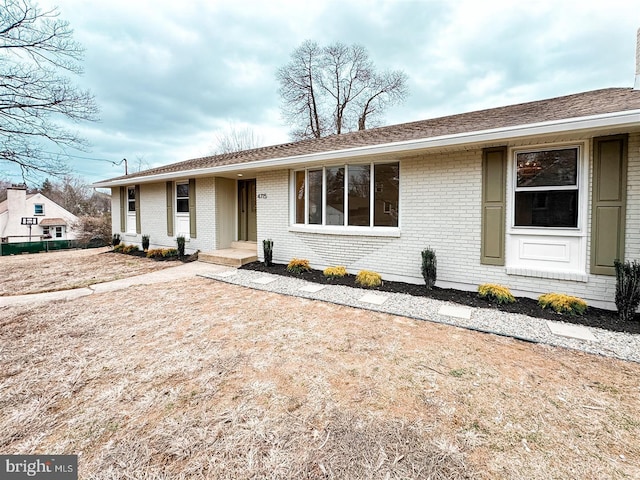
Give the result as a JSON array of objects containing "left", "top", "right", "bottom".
[
  {"left": 255, "top": 133, "right": 640, "bottom": 310},
  {"left": 112, "top": 178, "right": 217, "bottom": 253}
]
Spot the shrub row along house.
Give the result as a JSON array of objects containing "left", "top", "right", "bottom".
[{"left": 95, "top": 33, "right": 640, "bottom": 310}]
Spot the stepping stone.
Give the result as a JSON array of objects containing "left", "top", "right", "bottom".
[
  {"left": 298, "top": 284, "right": 326, "bottom": 293},
  {"left": 359, "top": 293, "right": 388, "bottom": 305},
  {"left": 546, "top": 321, "right": 598, "bottom": 342},
  {"left": 252, "top": 277, "right": 277, "bottom": 285},
  {"left": 439, "top": 305, "right": 472, "bottom": 319},
  {"left": 215, "top": 270, "right": 237, "bottom": 277}
]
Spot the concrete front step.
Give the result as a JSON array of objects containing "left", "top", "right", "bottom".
[
  {"left": 231, "top": 240, "right": 258, "bottom": 251},
  {"left": 199, "top": 248, "right": 257, "bottom": 267}
]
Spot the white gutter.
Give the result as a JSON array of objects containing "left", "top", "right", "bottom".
[{"left": 93, "top": 109, "right": 640, "bottom": 188}]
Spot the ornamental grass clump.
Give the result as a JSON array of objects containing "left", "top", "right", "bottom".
[
  {"left": 356, "top": 270, "right": 382, "bottom": 288},
  {"left": 538, "top": 293, "right": 587, "bottom": 316},
  {"left": 121, "top": 244, "right": 139, "bottom": 254},
  {"left": 323, "top": 266, "right": 347, "bottom": 279},
  {"left": 614, "top": 259, "right": 640, "bottom": 322},
  {"left": 146, "top": 248, "right": 178, "bottom": 259},
  {"left": 287, "top": 258, "right": 310, "bottom": 274},
  {"left": 478, "top": 283, "right": 516, "bottom": 304},
  {"left": 113, "top": 243, "right": 124, "bottom": 252}
]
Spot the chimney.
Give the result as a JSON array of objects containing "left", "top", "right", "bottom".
[{"left": 636, "top": 28, "right": 640, "bottom": 89}]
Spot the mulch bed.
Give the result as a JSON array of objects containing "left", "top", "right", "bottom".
[{"left": 240, "top": 262, "right": 640, "bottom": 335}]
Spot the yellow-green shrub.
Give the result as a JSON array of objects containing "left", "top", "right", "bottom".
[
  {"left": 147, "top": 248, "right": 178, "bottom": 258},
  {"left": 538, "top": 293, "right": 587, "bottom": 316},
  {"left": 113, "top": 243, "right": 124, "bottom": 252},
  {"left": 287, "top": 258, "right": 310, "bottom": 274},
  {"left": 121, "top": 244, "right": 139, "bottom": 254},
  {"left": 478, "top": 283, "right": 516, "bottom": 304},
  {"left": 355, "top": 270, "right": 382, "bottom": 288},
  {"left": 324, "top": 265, "right": 347, "bottom": 278}
]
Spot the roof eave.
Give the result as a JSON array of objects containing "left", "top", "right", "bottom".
[{"left": 92, "top": 109, "right": 640, "bottom": 188}]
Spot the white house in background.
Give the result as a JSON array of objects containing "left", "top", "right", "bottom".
[
  {"left": 94, "top": 31, "right": 640, "bottom": 310},
  {"left": 0, "top": 186, "right": 79, "bottom": 243}
]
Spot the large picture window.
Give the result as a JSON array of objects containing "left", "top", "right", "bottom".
[
  {"left": 294, "top": 162, "right": 399, "bottom": 228},
  {"left": 514, "top": 147, "right": 579, "bottom": 228}
]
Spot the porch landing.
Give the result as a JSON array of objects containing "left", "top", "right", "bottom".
[{"left": 198, "top": 241, "right": 258, "bottom": 267}]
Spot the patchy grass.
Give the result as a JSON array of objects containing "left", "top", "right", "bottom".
[
  {"left": 0, "top": 278, "right": 638, "bottom": 478},
  {"left": 0, "top": 247, "right": 173, "bottom": 296}
]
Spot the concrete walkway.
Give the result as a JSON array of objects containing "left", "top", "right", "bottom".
[{"left": 0, "top": 261, "right": 232, "bottom": 307}]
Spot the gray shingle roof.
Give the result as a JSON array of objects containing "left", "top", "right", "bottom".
[{"left": 101, "top": 87, "right": 640, "bottom": 183}]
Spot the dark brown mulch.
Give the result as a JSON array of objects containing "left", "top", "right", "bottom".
[{"left": 240, "top": 262, "right": 640, "bottom": 335}]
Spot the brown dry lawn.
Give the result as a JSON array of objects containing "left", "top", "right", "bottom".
[
  {"left": 0, "top": 247, "right": 173, "bottom": 296},
  {"left": 0, "top": 251, "right": 639, "bottom": 479}
]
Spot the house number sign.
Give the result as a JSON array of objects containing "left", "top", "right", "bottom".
[{"left": 257, "top": 193, "right": 267, "bottom": 199}]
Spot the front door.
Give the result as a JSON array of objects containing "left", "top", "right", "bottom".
[{"left": 238, "top": 179, "right": 257, "bottom": 241}]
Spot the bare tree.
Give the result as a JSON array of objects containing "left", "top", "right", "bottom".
[
  {"left": 0, "top": 0, "right": 99, "bottom": 181},
  {"left": 211, "top": 125, "right": 264, "bottom": 154},
  {"left": 277, "top": 41, "right": 408, "bottom": 140}
]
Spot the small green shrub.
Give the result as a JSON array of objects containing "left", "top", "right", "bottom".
[
  {"left": 324, "top": 266, "right": 347, "bottom": 278},
  {"left": 146, "top": 248, "right": 178, "bottom": 259},
  {"left": 112, "top": 233, "right": 121, "bottom": 246},
  {"left": 263, "top": 239, "right": 274, "bottom": 267},
  {"left": 287, "top": 258, "right": 310, "bottom": 274},
  {"left": 421, "top": 247, "right": 437, "bottom": 290},
  {"left": 355, "top": 270, "right": 382, "bottom": 288},
  {"left": 538, "top": 293, "right": 587, "bottom": 316},
  {"left": 142, "top": 234, "right": 150, "bottom": 251},
  {"left": 478, "top": 283, "right": 516, "bottom": 304},
  {"left": 176, "top": 236, "right": 186, "bottom": 257},
  {"left": 121, "top": 244, "right": 139, "bottom": 254},
  {"left": 614, "top": 259, "right": 640, "bottom": 322}
]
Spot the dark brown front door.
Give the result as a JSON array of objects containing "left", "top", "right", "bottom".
[{"left": 238, "top": 179, "right": 257, "bottom": 241}]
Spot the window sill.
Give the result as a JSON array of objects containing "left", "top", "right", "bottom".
[
  {"left": 506, "top": 267, "right": 588, "bottom": 282},
  {"left": 508, "top": 228, "right": 585, "bottom": 237},
  {"left": 289, "top": 225, "right": 401, "bottom": 237}
]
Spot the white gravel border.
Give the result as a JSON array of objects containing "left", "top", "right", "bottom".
[{"left": 200, "top": 269, "right": 640, "bottom": 364}]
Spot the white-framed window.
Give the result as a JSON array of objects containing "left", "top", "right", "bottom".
[
  {"left": 34, "top": 204, "right": 44, "bottom": 215},
  {"left": 55, "top": 226, "right": 63, "bottom": 238},
  {"left": 175, "top": 181, "right": 190, "bottom": 238},
  {"left": 513, "top": 146, "right": 579, "bottom": 228},
  {"left": 42, "top": 226, "right": 50, "bottom": 238},
  {"left": 293, "top": 162, "right": 399, "bottom": 228},
  {"left": 126, "top": 186, "right": 137, "bottom": 234},
  {"left": 506, "top": 143, "right": 588, "bottom": 279}
]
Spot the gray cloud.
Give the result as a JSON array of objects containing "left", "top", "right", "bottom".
[{"left": 3, "top": 0, "right": 637, "bottom": 185}]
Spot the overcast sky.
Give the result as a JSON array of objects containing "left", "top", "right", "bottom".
[{"left": 4, "top": 0, "right": 639, "bottom": 185}]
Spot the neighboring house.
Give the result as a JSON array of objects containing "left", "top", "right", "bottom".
[
  {"left": 94, "top": 35, "right": 640, "bottom": 310},
  {"left": 0, "top": 186, "right": 79, "bottom": 243}
]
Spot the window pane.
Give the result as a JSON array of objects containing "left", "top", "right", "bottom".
[
  {"left": 374, "top": 163, "right": 399, "bottom": 227},
  {"left": 34, "top": 204, "right": 43, "bottom": 215},
  {"left": 295, "top": 171, "right": 305, "bottom": 224},
  {"left": 517, "top": 148, "right": 577, "bottom": 187},
  {"left": 177, "top": 183, "right": 189, "bottom": 198},
  {"left": 326, "top": 167, "right": 344, "bottom": 225},
  {"left": 515, "top": 190, "right": 578, "bottom": 227},
  {"left": 348, "top": 165, "right": 370, "bottom": 226},
  {"left": 128, "top": 187, "right": 136, "bottom": 200},
  {"left": 177, "top": 198, "right": 189, "bottom": 213},
  {"left": 128, "top": 201, "right": 136, "bottom": 212},
  {"left": 308, "top": 169, "right": 323, "bottom": 225}
]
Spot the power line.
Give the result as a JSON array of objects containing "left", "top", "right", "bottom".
[{"left": 40, "top": 151, "right": 120, "bottom": 164}]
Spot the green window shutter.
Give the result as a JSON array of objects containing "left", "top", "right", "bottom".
[
  {"left": 119, "top": 186, "right": 126, "bottom": 232},
  {"left": 591, "top": 135, "right": 628, "bottom": 275},
  {"left": 135, "top": 185, "right": 141, "bottom": 234},
  {"left": 481, "top": 146, "right": 507, "bottom": 265},
  {"left": 189, "top": 178, "right": 197, "bottom": 239},
  {"left": 166, "top": 181, "right": 174, "bottom": 237}
]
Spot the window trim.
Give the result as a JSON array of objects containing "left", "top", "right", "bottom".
[
  {"left": 509, "top": 143, "right": 585, "bottom": 233},
  {"left": 290, "top": 161, "right": 400, "bottom": 232}
]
